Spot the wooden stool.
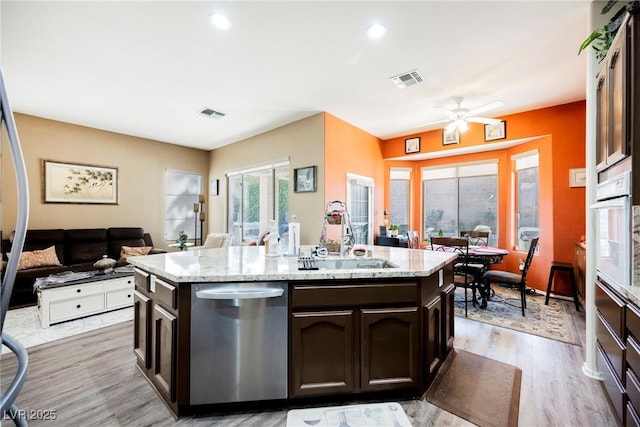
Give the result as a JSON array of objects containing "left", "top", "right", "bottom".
[{"left": 545, "top": 262, "right": 580, "bottom": 311}]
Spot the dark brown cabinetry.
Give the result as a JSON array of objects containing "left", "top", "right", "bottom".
[
  {"left": 596, "top": 279, "right": 628, "bottom": 425},
  {"left": 596, "top": 11, "right": 637, "bottom": 172},
  {"left": 133, "top": 269, "right": 186, "bottom": 415},
  {"left": 289, "top": 276, "right": 447, "bottom": 399}
]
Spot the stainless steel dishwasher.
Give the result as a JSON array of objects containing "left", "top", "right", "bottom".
[{"left": 190, "top": 282, "right": 288, "bottom": 405}]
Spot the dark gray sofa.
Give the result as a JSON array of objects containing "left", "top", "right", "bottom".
[{"left": 1, "top": 227, "right": 165, "bottom": 308}]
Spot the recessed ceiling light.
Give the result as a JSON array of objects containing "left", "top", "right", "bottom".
[
  {"left": 366, "top": 23, "right": 387, "bottom": 39},
  {"left": 210, "top": 12, "right": 232, "bottom": 30}
]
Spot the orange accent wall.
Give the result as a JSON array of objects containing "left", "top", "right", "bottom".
[
  {"left": 381, "top": 101, "right": 586, "bottom": 294},
  {"left": 324, "top": 113, "right": 385, "bottom": 238}
]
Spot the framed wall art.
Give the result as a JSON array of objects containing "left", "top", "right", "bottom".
[
  {"left": 405, "top": 137, "right": 420, "bottom": 154},
  {"left": 569, "top": 168, "right": 586, "bottom": 187},
  {"left": 294, "top": 165, "right": 317, "bottom": 193},
  {"left": 442, "top": 128, "right": 460, "bottom": 145},
  {"left": 42, "top": 160, "right": 118, "bottom": 204},
  {"left": 484, "top": 121, "right": 506, "bottom": 141}
]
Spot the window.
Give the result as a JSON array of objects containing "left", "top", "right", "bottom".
[
  {"left": 347, "top": 174, "right": 374, "bottom": 245},
  {"left": 227, "top": 162, "right": 289, "bottom": 245},
  {"left": 422, "top": 161, "right": 498, "bottom": 245},
  {"left": 514, "top": 151, "right": 539, "bottom": 252},
  {"left": 164, "top": 169, "right": 202, "bottom": 243},
  {"left": 389, "top": 168, "right": 410, "bottom": 230}
]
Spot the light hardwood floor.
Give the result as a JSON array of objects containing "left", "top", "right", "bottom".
[{"left": 1, "top": 307, "right": 616, "bottom": 426}]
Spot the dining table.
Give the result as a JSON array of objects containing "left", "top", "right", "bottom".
[{"left": 428, "top": 244, "right": 509, "bottom": 308}]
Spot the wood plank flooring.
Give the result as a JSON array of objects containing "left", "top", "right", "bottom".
[{"left": 1, "top": 307, "right": 616, "bottom": 426}]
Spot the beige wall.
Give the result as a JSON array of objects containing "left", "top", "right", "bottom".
[
  {"left": 208, "top": 113, "right": 325, "bottom": 245},
  {"left": 2, "top": 114, "right": 209, "bottom": 250}
]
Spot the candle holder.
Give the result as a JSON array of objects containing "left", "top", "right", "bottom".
[{"left": 193, "top": 194, "right": 206, "bottom": 246}]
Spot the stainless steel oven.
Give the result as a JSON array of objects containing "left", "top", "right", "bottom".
[{"left": 592, "top": 171, "right": 631, "bottom": 288}]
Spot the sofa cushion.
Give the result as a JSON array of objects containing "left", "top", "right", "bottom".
[
  {"left": 17, "top": 229, "right": 66, "bottom": 265},
  {"left": 9, "top": 245, "right": 63, "bottom": 270},
  {"left": 65, "top": 229, "right": 109, "bottom": 265},
  {"left": 119, "top": 245, "right": 153, "bottom": 262},
  {"left": 107, "top": 227, "right": 146, "bottom": 259}
]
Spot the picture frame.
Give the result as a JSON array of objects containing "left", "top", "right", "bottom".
[
  {"left": 405, "top": 137, "right": 420, "bottom": 154},
  {"left": 294, "top": 165, "right": 317, "bottom": 193},
  {"left": 569, "top": 168, "right": 586, "bottom": 187},
  {"left": 42, "top": 160, "right": 118, "bottom": 204},
  {"left": 484, "top": 120, "right": 506, "bottom": 141},
  {"left": 442, "top": 128, "right": 460, "bottom": 145}
]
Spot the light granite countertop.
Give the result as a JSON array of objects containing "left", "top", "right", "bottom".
[{"left": 127, "top": 245, "right": 456, "bottom": 283}]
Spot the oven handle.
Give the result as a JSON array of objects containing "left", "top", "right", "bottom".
[{"left": 591, "top": 197, "right": 628, "bottom": 210}]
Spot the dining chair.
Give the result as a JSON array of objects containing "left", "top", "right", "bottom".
[
  {"left": 431, "top": 236, "right": 477, "bottom": 317},
  {"left": 482, "top": 237, "right": 539, "bottom": 316},
  {"left": 460, "top": 230, "right": 489, "bottom": 246},
  {"left": 406, "top": 231, "right": 420, "bottom": 249}
]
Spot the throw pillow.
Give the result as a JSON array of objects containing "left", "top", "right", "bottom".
[
  {"left": 8, "top": 246, "right": 63, "bottom": 270},
  {"left": 119, "top": 245, "right": 153, "bottom": 262}
]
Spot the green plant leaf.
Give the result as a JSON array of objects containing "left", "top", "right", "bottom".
[
  {"left": 578, "top": 28, "right": 604, "bottom": 55},
  {"left": 602, "top": 0, "right": 619, "bottom": 14}
]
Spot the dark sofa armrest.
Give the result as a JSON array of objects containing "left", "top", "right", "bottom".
[{"left": 149, "top": 248, "right": 167, "bottom": 255}]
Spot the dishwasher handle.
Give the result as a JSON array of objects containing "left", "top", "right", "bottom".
[{"left": 196, "top": 287, "right": 284, "bottom": 300}]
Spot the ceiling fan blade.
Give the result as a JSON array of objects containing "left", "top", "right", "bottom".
[
  {"left": 467, "top": 116, "right": 501, "bottom": 125},
  {"left": 466, "top": 100, "right": 503, "bottom": 117},
  {"left": 414, "top": 118, "right": 451, "bottom": 127}
]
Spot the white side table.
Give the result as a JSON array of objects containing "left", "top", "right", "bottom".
[{"left": 37, "top": 272, "right": 134, "bottom": 328}]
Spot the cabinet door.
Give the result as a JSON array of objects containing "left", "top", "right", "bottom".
[
  {"left": 440, "top": 283, "right": 455, "bottom": 356},
  {"left": 290, "top": 310, "right": 355, "bottom": 397},
  {"left": 360, "top": 307, "right": 419, "bottom": 392},
  {"left": 607, "top": 30, "right": 629, "bottom": 167},
  {"left": 596, "top": 72, "right": 609, "bottom": 171},
  {"left": 424, "top": 296, "right": 442, "bottom": 378},
  {"left": 133, "top": 290, "right": 151, "bottom": 369},
  {"left": 152, "top": 304, "right": 177, "bottom": 403}
]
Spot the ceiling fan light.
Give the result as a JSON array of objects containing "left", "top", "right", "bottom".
[{"left": 445, "top": 121, "right": 458, "bottom": 133}]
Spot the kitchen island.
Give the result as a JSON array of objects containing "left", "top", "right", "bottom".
[{"left": 127, "top": 245, "right": 457, "bottom": 417}]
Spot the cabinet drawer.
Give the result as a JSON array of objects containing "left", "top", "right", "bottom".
[
  {"left": 597, "top": 344, "right": 625, "bottom": 423},
  {"left": 628, "top": 368, "right": 640, "bottom": 415},
  {"left": 629, "top": 304, "right": 640, "bottom": 342},
  {"left": 628, "top": 335, "right": 640, "bottom": 379},
  {"left": 106, "top": 288, "right": 134, "bottom": 309},
  {"left": 152, "top": 276, "right": 177, "bottom": 310},
  {"left": 50, "top": 294, "right": 105, "bottom": 323},
  {"left": 49, "top": 281, "right": 104, "bottom": 301},
  {"left": 135, "top": 268, "right": 150, "bottom": 293},
  {"left": 291, "top": 282, "right": 417, "bottom": 309},
  {"left": 597, "top": 312, "right": 626, "bottom": 381},
  {"left": 104, "top": 276, "right": 134, "bottom": 292},
  {"left": 596, "top": 280, "right": 626, "bottom": 338},
  {"left": 628, "top": 402, "right": 640, "bottom": 427}
]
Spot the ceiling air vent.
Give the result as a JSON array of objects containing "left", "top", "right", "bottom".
[
  {"left": 199, "top": 107, "right": 226, "bottom": 119},
  {"left": 389, "top": 69, "right": 424, "bottom": 89}
]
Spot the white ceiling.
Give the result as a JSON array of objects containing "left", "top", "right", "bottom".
[{"left": 1, "top": 1, "right": 590, "bottom": 151}]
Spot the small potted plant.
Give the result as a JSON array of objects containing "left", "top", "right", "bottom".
[
  {"left": 176, "top": 230, "right": 188, "bottom": 249},
  {"left": 388, "top": 224, "right": 399, "bottom": 237}
]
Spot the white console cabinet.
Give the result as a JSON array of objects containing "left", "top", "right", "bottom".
[{"left": 37, "top": 275, "right": 134, "bottom": 328}]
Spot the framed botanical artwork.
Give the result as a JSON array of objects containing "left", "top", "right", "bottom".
[
  {"left": 405, "top": 137, "right": 420, "bottom": 154},
  {"left": 42, "top": 160, "right": 118, "bottom": 204},
  {"left": 484, "top": 121, "right": 506, "bottom": 141},
  {"left": 442, "top": 128, "right": 460, "bottom": 145},
  {"left": 294, "top": 165, "right": 317, "bottom": 193}
]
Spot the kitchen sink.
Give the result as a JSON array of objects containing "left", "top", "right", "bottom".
[{"left": 314, "top": 258, "right": 398, "bottom": 270}]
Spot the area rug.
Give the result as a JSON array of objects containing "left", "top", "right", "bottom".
[
  {"left": 454, "top": 285, "right": 581, "bottom": 345},
  {"left": 425, "top": 349, "right": 521, "bottom": 427},
  {"left": 286, "top": 402, "right": 412, "bottom": 427}
]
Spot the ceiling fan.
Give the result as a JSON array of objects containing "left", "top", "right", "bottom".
[{"left": 420, "top": 97, "right": 504, "bottom": 132}]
